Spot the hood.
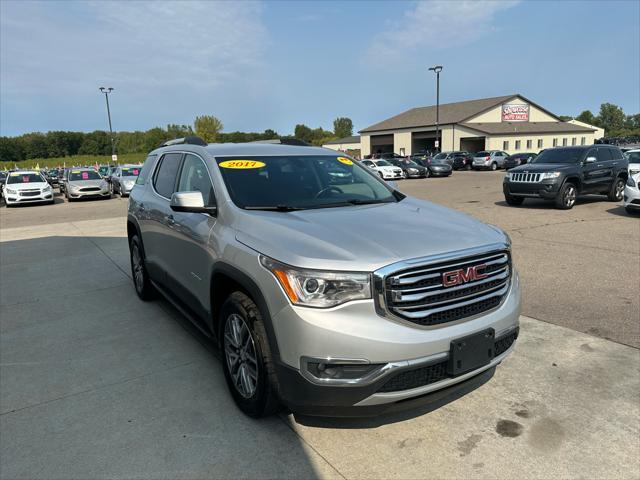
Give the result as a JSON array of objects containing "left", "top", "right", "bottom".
[
  {"left": 68, "top": 179, "right": 105, "bottom": 188},
  {"left": 5, "top": 181, "right": 49, "bottom": 191},
  {"left": 509, "top": 163, "right": 576, "bottom": 173},
  {"left": 234, "top": 198, "right": 507, "bottom": 271}
]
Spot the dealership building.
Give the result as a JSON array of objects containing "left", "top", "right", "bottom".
[{"left": 358, "top": 94, "right": 604, "bottom": 156}]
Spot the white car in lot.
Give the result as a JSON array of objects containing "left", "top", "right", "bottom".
[
  {"left": 3, "top": 170, "right": 54, "bottom": 207},
  {"left": 625, "top": 149, "right": 640, "bottom": 176},
  {"left": 361, "top": 159, "right": 404, "bottom": 180},
  {"left": 623, "top": 172, "right": 640, "bottom": 215}
]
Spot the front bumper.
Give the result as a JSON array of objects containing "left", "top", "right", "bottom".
[
  {"left": 4, "top": 191, "right": 54, "bottom": 204},
  {"left": 623, "top": 185, "right": 640, "bottom": 208},
  {"left": 429, "top": 166, "right": 452, "bottom": 176},
  {"left": 269, "top": 268, "right": 521, "bottom": 416},
  {"left": 68, "top": 188, "right": 111, "bottom": 199},
  {"left": 503, "top": 180, "right": 561, "bottom": 199},
  {"left": 405, "top": 170, "right": 427, "bottom": 178},
  {"left": 381, "top": 171, "right": 403, "bottom": 180}
]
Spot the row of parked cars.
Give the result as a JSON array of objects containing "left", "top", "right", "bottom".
[
  {"left": 0, "top": 164, "right": 142, "bottom": 207},
  {"left": 362, "top": 150, "right": 540, "bottom": 180}
]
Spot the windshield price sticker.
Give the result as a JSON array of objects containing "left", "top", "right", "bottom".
[
  {"left": 81, "top": 172, "right": 89, "bottom": 180},
  {"left": 219, "top": 160, "right": 266, "bottom": 169},
  {"left": 337, "top": 157, "right": 353, "bottom": 165}
]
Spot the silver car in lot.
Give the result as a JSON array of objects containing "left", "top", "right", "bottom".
[
  {"left": 127, "top": 139, "right": 520, "bottom": 418},
  {"left": 110, "top": 164, "right": 142, "bottom": 197},
  {"left": 472, "top": 150, "right": 509, "bottom": 170},
  {"left": 64, "top": 168, "right": 111, "bottom": 201}
]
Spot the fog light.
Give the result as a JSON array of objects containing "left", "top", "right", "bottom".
[{"left": 306, "top": 361, "right": 381, "bottom": 381}]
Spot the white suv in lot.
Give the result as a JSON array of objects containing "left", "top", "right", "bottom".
[
  {"left": 3, "top": 170, "right": 54, "bottom": 207},
  {"left": 127, "top": 137, "right": 521, "bottom": 417},
  {"left": 361, "top": 159, "right": 404, "bottom": 180}
]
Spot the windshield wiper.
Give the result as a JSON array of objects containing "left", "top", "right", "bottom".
[
  {"left": 308, "top": 199, "right": 394, "bottom": 209},
  {"left": 243, "top": 205, "right": 305, "bottom": 212}
]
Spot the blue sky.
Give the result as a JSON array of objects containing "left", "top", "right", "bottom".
[{"left": 1, "top": 0, "right": 638, "bottom": 137}]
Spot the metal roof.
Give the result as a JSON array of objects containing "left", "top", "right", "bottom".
[
  {"left": 324, "top": 135, "right": 361, "bottom": 145},
  {"left": 359, "top": 94, "right": 563, "bottom": 133}
]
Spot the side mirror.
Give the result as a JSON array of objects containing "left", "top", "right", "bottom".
[
  {"left": 585, "top": 156, "right": 596, "bottom": 164},
  {"left": 170, "top": 191, "right": 216, "bottom": 215}
]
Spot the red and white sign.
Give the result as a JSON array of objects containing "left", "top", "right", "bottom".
[{"left": 502, "top": 104, "right": 529, "bottom": 122}]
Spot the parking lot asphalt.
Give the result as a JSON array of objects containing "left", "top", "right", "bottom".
[{"left": 1, "top": 175, "right": 639, "bottom": 479}]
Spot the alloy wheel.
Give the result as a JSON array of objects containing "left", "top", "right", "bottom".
[
  {"left": 615, "top": 180, "right": 624, "bottom": 200},
  {"left": 564, "top": 185, "right": 577, "bottom": 207},
  {"left": 131, "top": 244, "right": 145, "bottom": 293},
  {"left": 224, "top": 313, "right": 258, "bottom": 399}
]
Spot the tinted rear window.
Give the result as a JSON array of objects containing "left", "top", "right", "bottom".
[{"left": 475, "top": 151, "right": 490, "bottom": 156}]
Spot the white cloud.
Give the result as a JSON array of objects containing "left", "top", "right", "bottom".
[
  {"left": 0, "top": 1, "right": 268, "bottom": 95},
  {"left": 367, "top": 0, "right": 520, "bottom": 62}
]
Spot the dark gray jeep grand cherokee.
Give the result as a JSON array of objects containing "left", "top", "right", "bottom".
[{"left": 503, "top": 145, "right": 628, "bottom": 209}]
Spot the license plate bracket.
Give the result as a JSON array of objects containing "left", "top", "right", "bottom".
[{"left": 448, "top": 328, "right": 495, "bottom": 376}]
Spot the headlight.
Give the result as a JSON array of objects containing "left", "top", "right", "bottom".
[
  {"left": 541, "top": 172, "right": 561, "bottom": 180},
  {"left": 504, "top": 172, "right": 512, "bottom": 180},
  {"left": 69, "top": 184, "right": 79, "bottom": 191},
  {"left": 260, "top": 255, "right": 371, "bottom": 308},
  {"left": 5, "top": 188, "right": 16, "bottom": 194},
  {"left": 628, "top": 177, "right": 637, "bottom": 187},
  {"left": 408, "top": 168, "right": 418, "bottom": 173},
  {"left": 100, "top": 181, "right": 108, "bottom": 188},
  {"left": 43, "top": 185, "right": 52, "bottom": 192},
  {"left": 488, "top": 225, "right": 511, "bottom": 248}
]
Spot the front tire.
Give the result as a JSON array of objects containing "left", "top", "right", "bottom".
[
  {"left": 129, "top": 235, "right": 155, "bottom": 300},
  {"left": 221, "top": 292, "right": 279, "bottom": 418},
  {"left": 555, "top": 182, "right": 577, "bottom": 210},
  {"left": 505, "top": 194, "right": 524, "bottom": 206},
  {"left": 607, "top": 177, "right": 625, "bottom": 202}
]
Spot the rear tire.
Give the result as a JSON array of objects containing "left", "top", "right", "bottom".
[
  {"left": 505, "top": 194, "right": 524, "bottom": 206},
  {"left": 221, "top": 292, "right": 280, "bottom": 418},
  {"left": 607, "top": 177, "right": 625, "bottom": 202},
  {"left": 491, "top": 162, "right": 497, "bottom": 171},
  {"left": 555, "top": 182, "right": 577, "bottom": 210},
  {"left": 129, "top": 235, "right": 156, "bottom": 300},
  {"left": 465, "top": 163, "right": 471, "bottom": 171}
]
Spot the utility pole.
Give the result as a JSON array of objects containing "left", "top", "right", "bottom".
[
  {"left": 99, "top": 87, "right": 116, "bottom": 160},
  {"left": 428, "top": 66, "right": 443, "bottom": 152}
]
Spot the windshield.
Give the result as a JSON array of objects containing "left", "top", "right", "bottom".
[
  {"left": 215, "top": 155, "right": 399, "bottom": 210},
  {"left": 627, "top": 152, "right": 640, "bottom": 163},
  {"left": 532, "top": 148, "right": 584, "bottom": 164},
  {"left": 98, "top": 166, "right": 109, "bottom": 175},
  {"left": 69, "top": 170, "right": 101, "bottom": 181},
  {"left": 121, "top": 167, "right": 141, "bottom": 177},
  {"left": 433, "top": 153, "right": 448, "bottom": 160},
  {"left": 375, "top": 160, "right": 392, "bottom": 166},
  {"left": 48, "top": 170, "right": 58, "bottom": 177},
  {"left": 7, "top": 173, "right": 45, "bottom": 184}
]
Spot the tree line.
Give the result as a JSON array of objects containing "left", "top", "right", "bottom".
[
  {"left": 561, "top": 103, "right": 640, "bottom": 138},
  {"left": 0, "top": 116, "right": 355, "bottom": 163}
]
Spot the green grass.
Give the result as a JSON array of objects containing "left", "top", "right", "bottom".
[{"left": 0, "top": 153, "right": 147, "bottom": 171}]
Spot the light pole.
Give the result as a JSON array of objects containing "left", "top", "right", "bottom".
[
  {"left": 428, "top": 65, "right": 443, "bottom": 153},
  {"left": 99, "top": 87, "right": 116, "bottom": 159}
]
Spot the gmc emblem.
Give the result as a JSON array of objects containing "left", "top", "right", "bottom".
[{"left": 443, "top": 264, "right": 488, "bottom": 287}]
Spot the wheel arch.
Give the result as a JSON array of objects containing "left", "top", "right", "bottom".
[
  {"left": 562, "top": 175, "right": 582, "bottom": 192},
  {"left": 210, "top": 262, "right": 280, "bottom": 358}
]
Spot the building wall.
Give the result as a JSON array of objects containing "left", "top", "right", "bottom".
[
  {"left": 360, "top": 135, "right": 371, "bottom": 156},
  {"left": 322, "top": 142, "right": 361, "bottom": 152},
  {"left": 484, "top": 131, "right": 597, "bottom": 153},
  {"left": 466, "top": 96, "right": 557, "bottom": 123},
  {"left": 393, "top": 132, "right": 412, "bottom": 156},
  {"left": 568, "top": 119, "right": 605, "bottom": 139}
]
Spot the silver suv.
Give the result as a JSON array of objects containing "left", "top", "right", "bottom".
[{"left": 127, "top": 137, "right": 521, "bottom": 417}]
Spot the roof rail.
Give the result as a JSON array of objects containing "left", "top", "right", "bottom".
[
  {"left": 249, "top": 138, "right": 312, "bottom": 146},
  {"left": 160, "top": 136, "right": 207, "bottom": 147}
]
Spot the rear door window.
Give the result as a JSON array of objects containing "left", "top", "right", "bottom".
[
  {"left": 153, "top": 153, "right": 183, "bottom": 198},
  {"left": 597, "top": 148, "right": 613, "bottom": 161}
]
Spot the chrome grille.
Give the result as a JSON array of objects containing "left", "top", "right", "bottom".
[
  {"left": 510, "top": 172, "right": 541, "bottom": 183},
  {"left": 378, "top": 249, "right": 511, "bottom": 327},
  {"left": 20, "top": 190, "right": 40, "bottom": 197}
]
